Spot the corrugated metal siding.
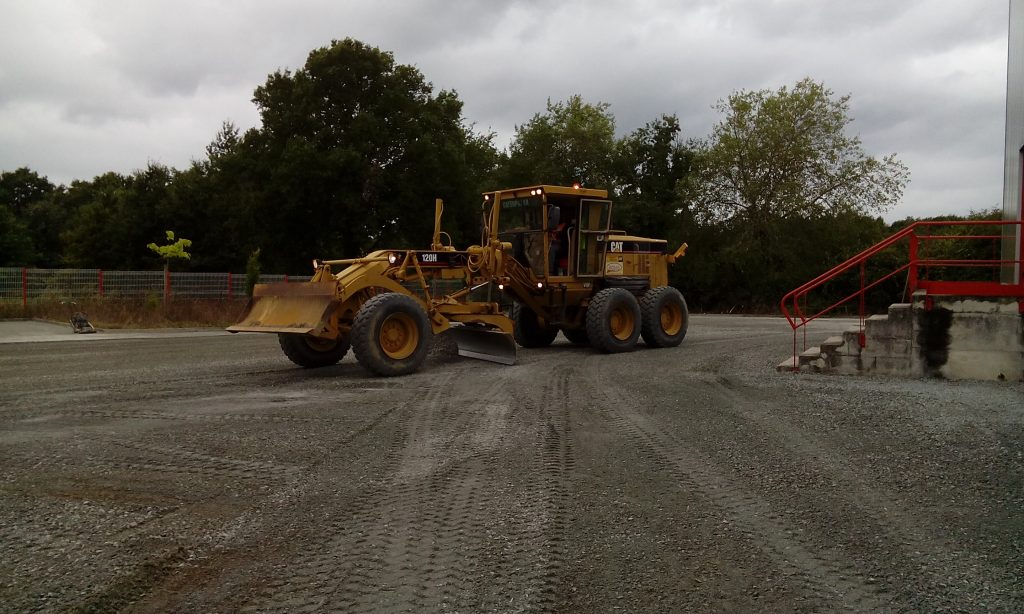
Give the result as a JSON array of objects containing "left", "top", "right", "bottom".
[{"left": 1002, "top": 0, "right": 1023, "bottom": 283}]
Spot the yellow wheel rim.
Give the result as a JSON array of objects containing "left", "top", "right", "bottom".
[
  {"left": 609, "top": 305, "right": 635, "bottom": 341},
  {"left": 660, "top": 301, "right": 684, "bottom": 336},
  {"left": 379, "top": 312, "right": 419, "bottom": 360}
]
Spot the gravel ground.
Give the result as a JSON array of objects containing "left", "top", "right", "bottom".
[{"left": 0, "top": 315, "right": 1021, "bottom": 613}]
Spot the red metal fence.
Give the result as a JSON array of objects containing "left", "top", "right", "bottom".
[
  {"left": 780, "top": 220, "right": 1024, "bottom": 364},
  {"left": 0, "top": 268, "right": 298, "bottom": 309}
]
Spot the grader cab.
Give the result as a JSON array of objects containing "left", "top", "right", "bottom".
[{"left": 228, "top": 185, "right": 689, "bottom": 376}]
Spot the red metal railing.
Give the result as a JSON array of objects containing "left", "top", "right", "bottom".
[{"left": 779, "top": 220, "right": 1024, "bottom": 368}]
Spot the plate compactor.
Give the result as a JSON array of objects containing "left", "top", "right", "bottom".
[{"left": 228, "top": 185, "right": 689, "bottom": 376}]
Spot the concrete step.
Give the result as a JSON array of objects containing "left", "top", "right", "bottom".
[
  {"left": 865, "top": 312, "right": 912, "bottom": 341},
  {"left": 799, "top": 346, "right": 822, "bottom": 360},
  {"left": 821, "top": 336, "right": 845, "bottom": 352},
  {"left": 887, "top": 302, "right": 913, "bottom": 324},
  {"left": 798, "top": 346, "right": 827, "bottom": 372},
  {"left": 776, "top": 356, "right": 800, "bottom": 372}
]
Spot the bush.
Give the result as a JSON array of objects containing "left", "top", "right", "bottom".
[{"left": 245, "top": 248, "right": 261, "bottom": 297}]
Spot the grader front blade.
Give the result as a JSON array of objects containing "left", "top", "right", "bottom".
[
  {"left": 446, "top": 325, "right": 518, "bottom": 365},
  {"left": 227, "top": 282, "right": 337, "bottom": 335}
]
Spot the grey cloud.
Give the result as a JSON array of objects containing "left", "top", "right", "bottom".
[{"left": 0, "top": 0, "right": 1013, "bottom": 220}]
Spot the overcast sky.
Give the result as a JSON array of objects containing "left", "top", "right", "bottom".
[{"left": 0, "top": 0, "right": 1013, "bottom": 220}]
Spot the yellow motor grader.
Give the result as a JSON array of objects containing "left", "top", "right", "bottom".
[{"left": 228, "top": 185, "right": 689, "bottom": 376}]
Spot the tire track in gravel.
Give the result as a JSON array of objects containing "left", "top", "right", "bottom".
[
  {"left": 0, "top": 496, "right": 179, "bottom": 614},
  {"left": 699, "top": 372, "right": 1024, "bottom": 608},
  {"left": 329, "top": 371, "right": 515, "bottom": 613},
  {"left": 0, "top": 371, "right": 402, "bottom": 424},
  {"left": 125, "top": 366, "right": 443, "bottom": 614},
  {"left": 235, "top": 362, "right": 575, "bottom": 613},
  {"left": 0, "top": 366, "right": 288, "bottom": 407},
  {"left": 5, "top": 416, "right": 322, "bottom": 487},
  {"left": 582, "top": 355, "right": 892, "bottom": 612},
  {"left": 55, "top": 364, "right": 458, "bottom": 614},
  {"left": 530, "top": 362, "right": 576, "bottom": 611},
  {"left": 235, "top": 368, "right": 469, "bottom": 613}
]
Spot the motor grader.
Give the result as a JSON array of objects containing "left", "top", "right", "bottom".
[{"left": 228, "top": 184, "right": 689, "bottom": 376}]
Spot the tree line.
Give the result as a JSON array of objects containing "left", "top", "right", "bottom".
[{"left": 0, "top": 38, "right": 997, "bottom": 311}]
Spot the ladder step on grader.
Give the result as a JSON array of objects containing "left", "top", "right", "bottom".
[{"left": 228, "top": 185, "right": 689, "bottom": 376}]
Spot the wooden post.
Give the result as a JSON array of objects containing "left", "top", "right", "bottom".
[
  {"left": 164, "top": 265, "right": 170, "bottom": 303},
  {"left": 98, "top": 269, "right": 104, "bottom": 298},
  {"left": 22, "top": 267, "right": 27, "bottom": 311}
]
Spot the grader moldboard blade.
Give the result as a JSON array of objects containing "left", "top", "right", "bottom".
[
  {"left": 446, "top": 325, "right": 518, "bottom": 365},
  {"left": 226, "top": 282, "right": 337, "bottom": 335}
]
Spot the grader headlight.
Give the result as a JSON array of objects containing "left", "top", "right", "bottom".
[{"left": 388, "top": 252, "right": 400, "bottom": 265}]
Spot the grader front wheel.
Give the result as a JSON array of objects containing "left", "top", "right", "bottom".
[
  {"left": 512, "top": 302, "right": 558, "bottom": 348},
  {"left": 278, "top": 333, "right": 349, "bottom": 368},
  {"left": 561, "top": 327, "right": 589, "bottom": 345},
  {"left": 351, "top": 293, "right": 432, "bottom": 376}
]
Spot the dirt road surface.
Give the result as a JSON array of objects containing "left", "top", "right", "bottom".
[{"left": 1, "top": 316, "right": 1022, "bottom": 612}]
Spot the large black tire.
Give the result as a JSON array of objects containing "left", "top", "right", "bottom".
[
  {"left": 278, "top": 333, "right": 349, "bottom": 368},
  {"left": 351, "top": 293, "right": 432, "bottom": 377},
  {"left": 639, "top": 286, "right": 689, "bottom": 348},
  {"left": 512, "top": 302, "right": 558, "bottom": 348},
  {"left": 561, "top": 327, "right": 589, "bottom": 345},
  {"left": 586, "top": 287, "right": 641, "bottom": 353}
]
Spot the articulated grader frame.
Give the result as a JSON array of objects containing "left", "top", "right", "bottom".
[{"left": 229, "top": 185, "right": 689, "bottom": 376}]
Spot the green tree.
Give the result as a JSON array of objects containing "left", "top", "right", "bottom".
[
  {"left": 0, "top": 167, "right": 60, "bottom": 265},
  {"left": 240, "top": 38, "right": 494, "bottom": 271},
  {"left": 690, "top": 78, "right": 909, "bottom": 224},
  {"left": 504, "top": 95, "right": 616, "bottom": 189},
  {"left": 62, "top": 165, "right": 174, "bottom": 269},
  {"left": 675, "top": 79, "right": 910, "bottom": 310},
  {"left": 147, "top": 230, "right": 192, "bottom": 269},
  {"left": 0, "top": 167, "right": 55, "bottom": 217},
  {"left": 0, "top": 205, "right": 34, "bottom": 265},
  {"left": 612, "top": 114, "right": 694, "bottom": 240}
]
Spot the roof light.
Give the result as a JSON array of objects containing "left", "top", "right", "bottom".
[
  {"left": 497, "top": 283, "right": 505, "bottom": 291},
  {"left": 388, "top": 252, "right": 399, "bottom": 265},
  {"left": 536, "top": 282, "right": 544, "bottom": 289},
  {"left": 312, "top": 259, "right": 319, "bottom": 270},
  {"left": 572, "top": 182, "right": 581, "bottom": 189}
]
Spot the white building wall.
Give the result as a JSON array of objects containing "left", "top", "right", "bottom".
[{"left": 1003, "top": 0, "right": 1023, "bottom": 283}]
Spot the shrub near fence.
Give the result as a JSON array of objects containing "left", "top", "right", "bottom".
[{"left": 0, "top": 268, "right": 298, "bottom": 306}]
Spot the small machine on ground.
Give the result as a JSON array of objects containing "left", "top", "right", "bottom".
[
  {"left": 70, "top": 311, "right": 96, "bottom": 334},
  {"left": 228, "top": 185, "right": 689, "bottom": 376}
]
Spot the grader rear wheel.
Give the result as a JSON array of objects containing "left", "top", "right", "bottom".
[
  {"left": 586, "top": 287, "right": 641, "bottom": 353},
  {"left": 278, "top": 333, "right": 349, "bottom": 368},
  {"left": 640, "top": 286, "right": 689, "bottom": 347},
  {"left": 351, "top": 293, "right": 431, "bottom": 376}
]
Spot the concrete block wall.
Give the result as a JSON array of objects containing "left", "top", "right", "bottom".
[
  {"left": 787, "top": 295, "right": 1024, "bottom": 381},
  {"left": 912, "top": 295, "right": 1024, "bottom": 381},
  {"left": 861, "top": 304, "right": 914, "bottom": 376}
]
